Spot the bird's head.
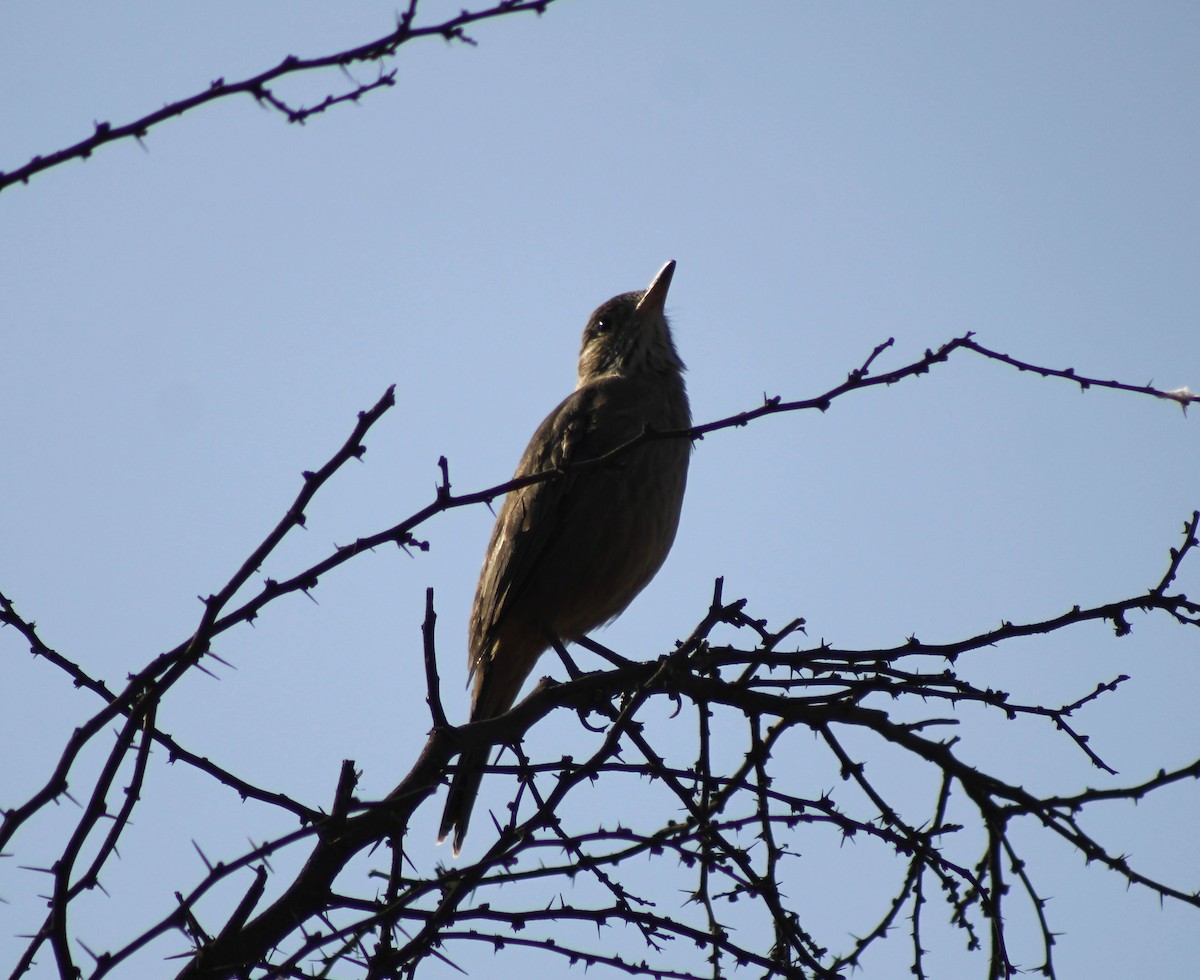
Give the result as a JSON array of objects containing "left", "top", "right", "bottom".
[{"left": 577, "top": 260, "right": 685, "bottom": 386}]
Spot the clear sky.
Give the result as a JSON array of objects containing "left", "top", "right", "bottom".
[{"left": 2, "top": 2, "right": 1198, "bottom": 977}]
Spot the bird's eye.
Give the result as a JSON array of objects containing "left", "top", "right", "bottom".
[{"left": 593, "top": 319, "right": 608, "bottom": 334}]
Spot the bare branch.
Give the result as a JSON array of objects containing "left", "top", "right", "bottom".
[{"left": 0, "top": 2, "right": 561, "bottom": 194}]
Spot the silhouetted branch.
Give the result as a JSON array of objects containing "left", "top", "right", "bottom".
[
  {"left": 0, "top": 2, "right": 561, "bottom": 194},
  {"left": 960, "top": 337, "right": 1199, "bottom": 410}
]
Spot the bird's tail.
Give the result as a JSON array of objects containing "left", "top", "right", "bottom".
[
  {"left": 437, "top": 741, "right": 490, "bottom": 858},
  {"left": 437, "top": 641, "right": 536, "bottom": 856}
]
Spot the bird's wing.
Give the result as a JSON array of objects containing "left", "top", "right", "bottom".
[{"left": 468, "top": 376, "right": 644, "bottom": 675}]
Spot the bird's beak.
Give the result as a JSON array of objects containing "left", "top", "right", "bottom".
[{"left": 636, "top": 260, "right": 676, "bottom": 319}]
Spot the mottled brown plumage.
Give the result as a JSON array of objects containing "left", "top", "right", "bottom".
[{"left": 438, "top": 261, "right": 691, "bottom": 855}]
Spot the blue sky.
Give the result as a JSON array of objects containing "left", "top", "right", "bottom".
[{"left": 2, "top": 2, "right": 1198, "bottom": 977}]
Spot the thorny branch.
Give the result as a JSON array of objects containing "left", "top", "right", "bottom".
[
  {"left": 0, "top": 0, "right": 562, "bottom": 194},
  {"left": 2, "top": 339, "right": 1197, "bottom": 980}
]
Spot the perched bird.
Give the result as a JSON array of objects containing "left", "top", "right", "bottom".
[{"left": 438, "top": 261, "right": 692, "bottom": 855}]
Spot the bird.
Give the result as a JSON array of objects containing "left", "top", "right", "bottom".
[{"left": 437, "top": 260, "right": 692, "bottom": 856}]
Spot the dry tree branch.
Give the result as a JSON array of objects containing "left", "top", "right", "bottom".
[{"left": 0, "top": 0, "right": 562, "bottom": 194}]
